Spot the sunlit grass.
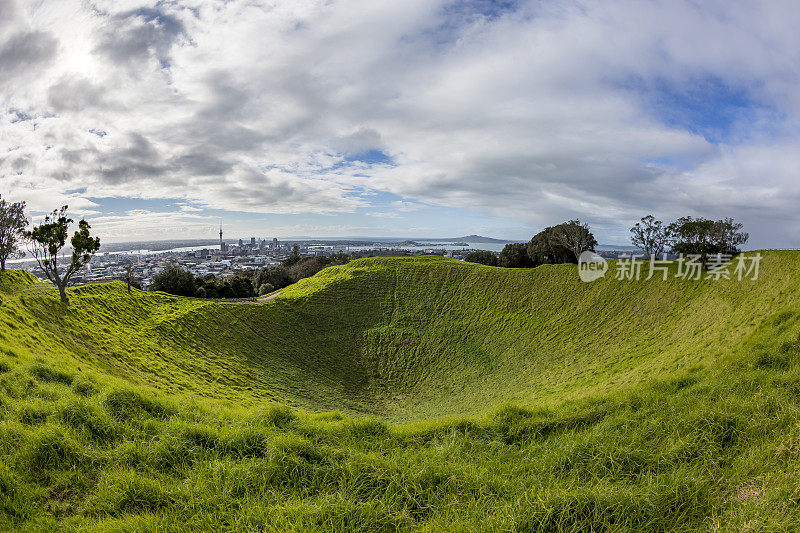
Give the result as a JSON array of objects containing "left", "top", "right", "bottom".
[{"left": 0, "top": 253, "right": 799, "bottom": 530}]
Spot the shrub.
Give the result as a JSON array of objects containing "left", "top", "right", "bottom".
[
  {"left": 258, "top": 283, "right": 274, "bottom": 296},
  {"left": 149, "top": 264, "right": 196, "bottom": 297},
  {"left": 464, "top": 251, "right": 498, "bottom": 266},
  {"left": 498, "top": 243, "right": 535, "bottom": 268}
]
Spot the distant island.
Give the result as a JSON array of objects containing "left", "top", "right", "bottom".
[{"left": 425, "top": 235, "right": 513, "bottom": 244}]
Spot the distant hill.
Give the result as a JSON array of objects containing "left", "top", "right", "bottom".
[{"left": 424, "top": 234, "right": 513, "bottom": 243}]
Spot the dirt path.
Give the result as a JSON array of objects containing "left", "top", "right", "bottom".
[{"left": 257, "top": 290, "right": 282, "bottom": 302}]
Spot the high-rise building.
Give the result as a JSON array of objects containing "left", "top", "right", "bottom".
[
  {"left": 250, "top": 237, "right": 256, "bottom": 246},
  {"left": 272, "top": 237, "right": 278, "bottom": 249},
  {"left": 238, "top": 239, "right": 244, "bottom": 247}
]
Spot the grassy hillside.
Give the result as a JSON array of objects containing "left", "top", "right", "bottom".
[{"left": 1, "top": 253, "right": 800, "bottom": 530}]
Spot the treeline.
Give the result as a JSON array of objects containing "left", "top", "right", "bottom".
[
  {"left": 150, "top": 246, "right": 351, "bottom": 299},
  {"left": 466, "top": 219, "right": 597, "bottom": 267},
  {"left": 467, "top": 216, "right": 749, "bottom": 268}
]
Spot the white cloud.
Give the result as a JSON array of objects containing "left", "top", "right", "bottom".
[{"left": 0, "top": 0, "right": 799, "bottom": 245}]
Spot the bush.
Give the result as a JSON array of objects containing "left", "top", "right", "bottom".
[
  {"left": 286, "top": 257, "right": 327, "bottom": 282},
  {"left": 258, "top": 283, "right": 274, "bottom": 296},
  {"left": 464, "top": 251, "right": 498, "bottom": 266},
  {"left": 150, "top": 264, "right": 196, "bottom": 297},
  {"left": 252, "top": 266, "right": 292, "bottom": 292},
  {"left": 498, "top": 243, "right": 536, "bottom": 268}
]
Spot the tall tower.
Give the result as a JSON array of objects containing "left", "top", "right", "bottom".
[{"left": 219, "top": 222, "right": 224, "bottom": 252}]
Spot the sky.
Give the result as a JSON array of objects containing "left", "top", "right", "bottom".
[{"left": 1, "top": 0, "right": 799, "bottom": 246}]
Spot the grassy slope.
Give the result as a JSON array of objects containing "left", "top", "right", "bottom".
[{"left": 0, "top": 253, "right": 799, "bottom": 530}]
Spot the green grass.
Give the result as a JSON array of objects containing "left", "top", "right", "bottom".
[{"left": 1, "top": 253, "right": 800, "bottom": 530}]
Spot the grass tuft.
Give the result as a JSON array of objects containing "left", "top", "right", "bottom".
[
  {"left": 103, "top": 389, "right": 173, "bottom": 421},
  {"left": 1, "top": 253, "right": 800, "bottom": 529}
]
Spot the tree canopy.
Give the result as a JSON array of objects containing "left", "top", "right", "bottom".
[
  {"left": 0, "top": 195, "right": 28, "bottom": 271},
  {"left": 464, "top": 250, "right": 498, "bottom": 266},
  {"left": 25, "top": 206, "right": 100, "bottom": 303},
  {"left": 150, "top": 264, "right": 197, "bottom": 297},
  {"left": 551, "top": 219, "right": 597, "bottom": 261},
  {"left": 630, "top": 215, "right": 670, "bottom": 257},
  {"left": 668, "top": 216, "right": 749, "bottom": 266},
  {"left": 527, "top": 226, "right": 576, "bottom": 265},
  {"left": 498, "top": 243, "right": 535, "bottom": 268}
]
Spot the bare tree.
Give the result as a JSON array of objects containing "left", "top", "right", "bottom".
[
  {"left": 123, "top": 261, "right": 137, "bottom": 293},
  {"left": 630, "top": 215, "right": 670, "bottom": 257},
  {"left": 552, "top": 219, "right": 597, "bottom": 261},
  {"left": 0, "top": 195, "right": 28, "bottom": 271},
  {"left": 26, "top": 206, "right": 100, "bottom": 303}
]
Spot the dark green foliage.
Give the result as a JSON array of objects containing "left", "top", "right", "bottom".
[
  {"left": 196, "top": 273, "right": 254, "bottom": 298},
  {"left": 285, "top": 253, "right": 350, "bottom": 284},
  {"left": 498, "top": 242, "right": 535, "bottom": 268},
  {"left": 464, "top": 250, "right": 498, "bottom": 266},
  {"left": 286, "top": 257, "right": 330, "bottom": 281},
  {"left": 252, "top": 265, "right": 292, "bottom": 292},
  {"left": 527, "top": 225, "right": 576, "bottom": 264},
  {"left": 250, "top": 252, "right": 350, "bottom": 294},
  {"left": 25, "top": 206, "right": 100, "bottom": 303},
  {"left": 258, "top": 283, "right": 274, "bottom": 296},
  {"left": 668, "top": 216, "right": 749, "bottom": 265},
  {"left": 282, "top": 245, "right": 302, "bottom": 267},
  {"left": 150, "top": 264, "right": 196, "bottom": 297},
  {"left": 550, "top": 219, "right": 598, "bottom": 260}
]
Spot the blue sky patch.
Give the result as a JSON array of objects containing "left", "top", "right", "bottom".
[
  {"left": 344, "top": 149, "right": 394, "bottom": 165},
  {"left": 625, "top": 75, "right": 775, "bottom": 144}
]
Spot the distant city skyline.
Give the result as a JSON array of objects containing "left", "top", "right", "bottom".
[{"left": 2, "top": 1, "right": 800, "bottom": 248}]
